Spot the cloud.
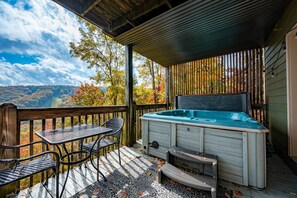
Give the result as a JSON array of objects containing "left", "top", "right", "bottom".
[
  {"left": 0, "top": 0, "right": 81, "bottom": 44},
  {"left": 0, "top": 59, "right": 91, "bottom": 86},
  {"left": 0, "top": 0, "right": 94, "bottom": 86}
]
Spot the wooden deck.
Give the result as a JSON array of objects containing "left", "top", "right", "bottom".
[{"left": 15, "top": 145, "right": 297, "bottom": 198}]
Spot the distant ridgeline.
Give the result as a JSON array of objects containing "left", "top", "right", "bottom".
[{"left": 0, "top": 85, "right": 78, "bottom": 108}]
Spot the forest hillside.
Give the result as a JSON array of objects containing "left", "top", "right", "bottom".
[{"left": 0, "top": 85, "right": 78, "bottom": 108}]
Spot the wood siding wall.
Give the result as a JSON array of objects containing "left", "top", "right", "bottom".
[
  {"left": 169, "top": 48, "right": 266, "bottom": 124},
  {"left": 264, "top": 0, "right": 297, "bottom": 174}
]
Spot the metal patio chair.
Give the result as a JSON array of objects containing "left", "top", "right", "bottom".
[
  {"left": 0, "top": 141, "right": 60, "bottom": 198},
  {"left": 82, "top": 117, "right": 124, "bottom": 172}
]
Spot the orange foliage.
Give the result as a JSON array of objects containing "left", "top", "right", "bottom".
[{"left": 70, "top": 83, "right": 105, "bottom": 106}]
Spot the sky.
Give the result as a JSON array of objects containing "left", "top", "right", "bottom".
[{"left": 0, "top": 0, "right": 95, "bottom": 86}]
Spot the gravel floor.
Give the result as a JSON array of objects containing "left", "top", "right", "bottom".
[{"left": 73, "top": 157, "right": 227, "bottom": 198}]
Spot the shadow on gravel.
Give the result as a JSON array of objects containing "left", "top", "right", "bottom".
[{"left": 73, "top": 158, "right": 228, "bottom": 198}]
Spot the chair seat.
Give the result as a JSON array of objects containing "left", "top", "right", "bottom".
[
  {"left": 0, "top": 155, "right": 56, "bottom": 187},
  {"left": 83, "top": 138, "right": 116, "bottom": 153}
]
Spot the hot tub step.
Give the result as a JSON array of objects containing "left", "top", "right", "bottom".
[
  {"left": 168, "top": 146, "right": 217, "bottom": 165},
  {"left": 158, "top": 163, "right": 217, "bottom": 198},
  {"left": 159, "top": 146, "right": 218, "bottom": 197}
]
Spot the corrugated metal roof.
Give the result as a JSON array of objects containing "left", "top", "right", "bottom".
[{"left": 52, "top": 0, "right": 290, "bottom": 66}]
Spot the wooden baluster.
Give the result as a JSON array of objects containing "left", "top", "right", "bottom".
[
  {"left": 61, "top": 117, "right": 65, "bottom": 172},
  {"left": 71, "top": 116, "right": 74, "bottom": 126},
  {"left": 136, "top": 110, "right": 138, "bottom": 140},
  {"left": 78, "top": 116, "right": 81, "bottom": 125},
  {"left": 61, "top": 117, "right": 65, "bottom": 129},
  {"left": 52, "top": 118, "right": 56, "bottom": 130},
  {"left": 139, "top": 110, "right": 141, "bottom": 140},
  {"left": 84, "top": 115, "right": 88, "bottom": 125},
  {"left": 41, "top": 119, "right": 46, "bottom": 182},
  {"left": 52, "top": 118, "right": 57, "bottom": 166},
  {"left": 120, "top": 112, "right": 124, "bottom": 145},
  {"left": 70, "top": 117, "right": 74, "bottom": 162},
  {"left": 29, "top": 120, "right": 34, "bottom": 187}
]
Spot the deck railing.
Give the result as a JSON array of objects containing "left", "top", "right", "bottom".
[
  {"left": 135, "top": 104, "right": 168, "bottom": 140},
  {"left": 0, "top": 103, "right": 167, "bottom": 191},
  {"left": 18, "top": 105, "right": 128, "bottom": 190},
  {"left": 1, "top": 101, "right": 264, "bottom": 192}
]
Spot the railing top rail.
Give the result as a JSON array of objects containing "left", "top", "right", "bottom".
[
  {"left": 135, "top": 104, "right": 167, "bottom": 110},
  {"left": 18, "top": 105, "right": 127, "bottom": 121},
  {"left": 17, "top": 103, "right": 170, "bottom": 121}
]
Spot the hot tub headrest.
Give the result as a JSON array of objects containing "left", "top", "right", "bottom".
[{"left": 176, "top": 93, "right": 251, "bottom": 113}]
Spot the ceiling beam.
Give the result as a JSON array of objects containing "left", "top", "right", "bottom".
[
  {"left": 81, "top": 0, "right": 102, "bottom": 16},
  {"left": 84, "top": 12, "right": 112, "bottom": 32},
  {"left": 125, "top": 19, "right": 136, "bottom": 27},
  {"left": 52, "top": 0, "right": 112, "bottom": 36},
  {"left": 52, "top": 0, "right": 82, "bottom": 15},
  {"left": 166, "top": 0, "right": 172, "bottom": 9},
  {"left": 110, "top": 0, "right": 168, "bottom": 32}
]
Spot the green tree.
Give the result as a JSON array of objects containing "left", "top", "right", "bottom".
[{"left": 69, "top": 21, "right": 125, "bottom": 105}]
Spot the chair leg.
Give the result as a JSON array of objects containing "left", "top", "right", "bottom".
[
  {"left": 104, "top": 147, "right": 107, "bottom": 159},
  {"left": 45, "top": 174, "right": 48, "bottom": 186},
  {"left": 118, "top": 144, "right": 121, "bottom": 166},
  {"left": 43, "top": 170, "right": 54, "bottom": 186},
  {"left": 55, "top": 167, "right": 59, "bottom": 198},
  {"left": 211, "top": 188, "right": 216, "bottom": 198},
  {"left": 97, "top": 153, "right": 100, "bottom": 181},
  {"left": 79, "top": 140, "right": 83, "bottom": 160},
  {"left": 158, "top": 169, "right": 163, "bottom": 183}
]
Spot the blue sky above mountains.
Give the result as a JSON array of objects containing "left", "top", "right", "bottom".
[{"left": 0, "top": 0, "right": 94, "bottom": 86}]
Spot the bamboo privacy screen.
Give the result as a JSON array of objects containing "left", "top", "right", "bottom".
[{"left": 169, "top": 48, "right": 266, "bottom": 124}]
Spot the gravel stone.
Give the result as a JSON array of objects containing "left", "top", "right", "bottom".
[{"left": 73, "top": 157, "right": 226, "bottom": 198}]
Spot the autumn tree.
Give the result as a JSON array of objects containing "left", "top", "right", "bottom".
[
  {"left": 70, "top": 83, "right": 105, "bottom": 106},
  {"left": 134, "top": 84, "right": 153, "bottom": 104},
  {"left": 70, "top": 21, "right": 125, "bottom": 105},
  {"left": 135, "top": 55, "right": 165, "bottom": 104}
]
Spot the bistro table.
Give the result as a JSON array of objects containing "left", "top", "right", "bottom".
[{"left": 36, "top": 124, "right": 112, "bottom": 197}]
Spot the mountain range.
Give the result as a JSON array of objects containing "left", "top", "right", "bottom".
[{"left": 0, "top": 85, "right": 78, "bottom": 108}]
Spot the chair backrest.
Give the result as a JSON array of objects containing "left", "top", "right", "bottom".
[{"left": 101, "top": 117, "right": 124, "bottom": 140}]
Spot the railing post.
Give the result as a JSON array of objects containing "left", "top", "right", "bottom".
[
  {"left": 0, "top": 103, "right": 19, "bottom": 195},
  {"left": 125, "top": 44, "right": 135, "bottom": 146}
]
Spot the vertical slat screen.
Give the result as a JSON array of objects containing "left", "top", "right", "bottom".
[{"left": 169, "top": 48, "right": 266, "bottom": 125}]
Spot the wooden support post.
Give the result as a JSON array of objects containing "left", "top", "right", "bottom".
[
  {"left": 125, "top": 44, "right": 135, "bottom": 146},
  {"left": 165, "top": 67, "right": 170, "bottom": 109},
  {"left": 0, "top": 103, "right": 19, "bottom": 195},
  {"left": 132, "top": 100, "right": 137, "bottom": 142}
]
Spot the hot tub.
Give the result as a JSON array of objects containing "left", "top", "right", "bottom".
[{"left": 141, "top": 109, "right": 269, "bottom": 188}]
